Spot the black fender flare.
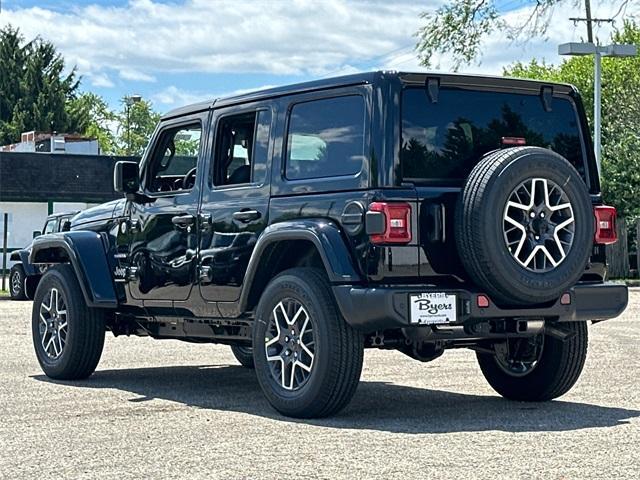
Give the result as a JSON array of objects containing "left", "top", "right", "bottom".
[
  {"left": 238, "top": 219, "right": 362, "bottom": 312},
  {"left": 29, "top": 232, "right": 117, "bottom": 308},
  {"left": 10, "top": 250, "right": 39, "bottom": 276}
]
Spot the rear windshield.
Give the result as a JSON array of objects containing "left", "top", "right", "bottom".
[{"left": 401, "top": 87, "right": 585, "bottom": 183}]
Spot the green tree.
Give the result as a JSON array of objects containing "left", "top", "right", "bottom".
[
  {"left": 504, "top": 21, "right": 640, "bottom": 219},
  {"left": 415, "top": 0, "right": 638, "bottom": 70},
  {"left": 0, "top": 25, "right": 82, "bottom": 145},
  {"left": 68, "top": 92, "right": 117, "bottom": 154},
  {"left": 116, "top": 98, "right": 161, "bottom": 156}
]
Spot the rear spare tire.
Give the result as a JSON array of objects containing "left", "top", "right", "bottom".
[{"left": 456, "top": 146, "right": 593, "bottom": 306}]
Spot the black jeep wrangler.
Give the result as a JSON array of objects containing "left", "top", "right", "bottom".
[
  {"left": 30, "top": 72, "right": 628, "bottom": 418},
  {"left": 9, "top": 211, "right": 77, "bottom": 300}
]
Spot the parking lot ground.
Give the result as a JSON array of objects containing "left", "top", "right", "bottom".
[{"left": 0, "top": 291, "right": 639, "bottom": 479}]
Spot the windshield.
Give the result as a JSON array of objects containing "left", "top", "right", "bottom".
[
  {"left": 43, "top": 220, "right": 57, "bottom": 234},
  {"left": 401, "top": 87, "right": 586, "bottom": 183}
]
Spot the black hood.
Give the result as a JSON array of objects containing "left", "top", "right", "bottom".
[{"left": 71, "top": 199, "right": 126, "bottom": 228}]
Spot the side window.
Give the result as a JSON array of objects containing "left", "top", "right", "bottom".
[
  {"left": 146, "top": 123, "right": 201, "bottom": 193},
  {"left": 285, "top": 95, "right": 365, "bottom": 180},
  {"left": 43, "top": 220, "right": 56, "bottom": 234},
  {"left": 213, "top": 109, "right": 271, "bottom": 186}
]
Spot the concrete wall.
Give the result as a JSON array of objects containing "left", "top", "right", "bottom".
[
  {"left": 0, "top": 201, "right": 99, "bottom": 272},
  {"left": 0, "top": 202, "right": 48, "bottom": 249}
]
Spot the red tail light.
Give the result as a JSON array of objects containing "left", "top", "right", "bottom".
[
  {"left": 368, "top": 202, "right": 412, "bottom": 244},
  {"left": 594, "top": 205, "right": 617, "bottom": 245},
  {"left": 477, "top": 295, "right": 490, "bottom": 308},
  {"left": 501, "top": 136, "right": 526, "bottom": 146}
]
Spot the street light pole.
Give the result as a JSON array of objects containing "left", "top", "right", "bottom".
[
  {"left": 593, "top": 48, "right": 602, "bottom": 172},
  {"left": 125, "top": 101, "right": 131, "bottom": 156},
  {"left": 558, "top": 42, "right": 637, "bottom": 179}
]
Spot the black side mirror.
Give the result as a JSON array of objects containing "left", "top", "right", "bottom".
[
  {"left": 114, "top": 161, "right": 140, "bottom": 194},
  {"left": 32, "top": 230, "right": 42, "bottom": 239},
  {"left": 60, "top": 220, "right": 71, "bottom": 232}
]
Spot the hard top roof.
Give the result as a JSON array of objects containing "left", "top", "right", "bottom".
[
  {"left": 161, "top": 70, "right": 576, "bottom": 120},
  {"left": 47, "top": 211, "right": 79, "bottom": 220}
]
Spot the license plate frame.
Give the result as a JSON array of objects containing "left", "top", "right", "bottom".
[{"left": 409, "top": 292, "right": 457, "bottom": 325}]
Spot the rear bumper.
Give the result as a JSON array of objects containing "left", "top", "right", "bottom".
[{"left": 333, "top": 282, "right": 628, "bottom": 332}]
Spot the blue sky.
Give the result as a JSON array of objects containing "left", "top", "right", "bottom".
[{"left": 0, "top": 0, "right": 622, "bottom": 114}]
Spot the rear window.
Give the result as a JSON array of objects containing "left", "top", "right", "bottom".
[
  {"left": 401, "top": 88, "right": 585, "bottom": 182},
  {"left": 286, "top": 95, "right": 365, "bottom": 180}
]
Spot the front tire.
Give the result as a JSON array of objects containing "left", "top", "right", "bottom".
[
  {"left": 477, "top": 322, "right": 588, "bottom": 401},
  {"left": 253, "top": 268, "right": 364, "bottom": 418},
  {"left": 9, "top": 264, "right": 27, "bottom": 300},
  {"left": 230, "top": 345, "right": 254, "bottom": 369},
  {"left": 32, "top": 265, "right": 105, "bottom": 380}
]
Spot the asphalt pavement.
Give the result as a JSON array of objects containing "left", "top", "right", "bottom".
[{"left": 0, "top": 291, "right": 638, "bottom": 479}]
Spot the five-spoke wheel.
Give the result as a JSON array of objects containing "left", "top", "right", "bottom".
[
  {"left": 9, "top": 264, "right": 27, "bottom": 300},
  {"left": 253, "top": 268, "right": 364, "bottom": 418},
  {"left": 503, "top": 177, "right": 575, "bottom": 272},
  {"left": 265, "top": 299, "right": 315, "bottom": 391},
  {"left": 38, "top": 287, "right": 68, "bottom": 359}
]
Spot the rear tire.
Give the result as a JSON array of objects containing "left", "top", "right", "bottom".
[
  {"left": 253, "top": 268, "right": 364, "bottom": 418},
  {"left": 477, "top": 322, "right": 588, "bottom": 401},
  {"left": 32, "top": 264, "right": 105, "bottom": 380},
  {"left": 230, "top": 345, "right": 254, "bottom": 369},
  {"left": 9, "top": 264, "right": 27, "bottom": 300}
]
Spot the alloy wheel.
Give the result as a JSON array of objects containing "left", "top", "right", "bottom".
[
  {"left": 503, "top": 177, "right": 575, "bottom": 272},
  {"left": 264, "top": 298, "right": 315, "bottom": 391},
  {"left": 38, "top": 287, "right": 68, "bottom": 360},
  {"left": 10, "top": 271, "right": 22, "bottom": 296},
  {"left": 493, "top": 335, "right": 544, "bottom": 378}
]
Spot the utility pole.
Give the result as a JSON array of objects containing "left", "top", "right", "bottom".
[{"left": 584, "top": 0, "right": 594, "bottom": 43}]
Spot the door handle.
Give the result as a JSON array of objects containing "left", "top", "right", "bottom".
[
  {"left": 233, "top": 210, "right": 261, "bottom": 222},
  {"left": 171, "top": 214, "right": 195, "bottom": 227}
]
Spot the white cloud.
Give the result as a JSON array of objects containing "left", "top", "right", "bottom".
[
  {"left": 151, "top": 86, "right": 211, "bottom": 106},
  {"left": 151, "top": 84, "right": 280, "bottom": 107},
  {"left": 2, "top": 0, "right": 634, "bottom": 109},
  {"left": 88, "top": 72, "right": 115, "bottom": 88},
  {"left": 1, "top": 0, "right": 429, "bottom": 78},
  {"left": 119, "top": 69, "right": 156, "bottom": 82}
]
